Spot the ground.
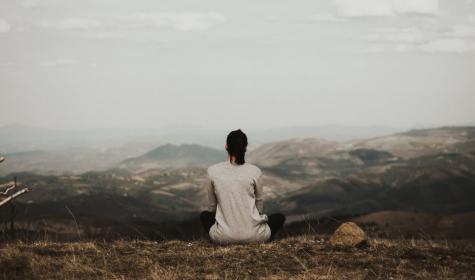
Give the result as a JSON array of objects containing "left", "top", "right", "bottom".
[{"left": 1, "top": 235, "right": 474, "bottom": 279}]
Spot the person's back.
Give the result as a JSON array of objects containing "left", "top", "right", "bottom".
[
  {"left": 206, "top": 161, "right": 270, "bottom": 244},
  {"left": 200, "top": 129, "right": 285, "bottom": 244}
]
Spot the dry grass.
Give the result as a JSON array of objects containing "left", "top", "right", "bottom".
[{"left": 1, "top": 235, "right": 474, "bottom": 279}]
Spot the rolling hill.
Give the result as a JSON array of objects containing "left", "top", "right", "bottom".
[{"left": 117, "top": 143, "right": 227, "bottom": 172}]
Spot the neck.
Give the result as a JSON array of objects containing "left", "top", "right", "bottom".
[{"left": 229, "top": 156, "right": 236, "bottom": 164}]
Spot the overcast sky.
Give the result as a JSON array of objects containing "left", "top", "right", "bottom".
[{"left": 1, "top": 0, "right": 475, "bottom": 131}]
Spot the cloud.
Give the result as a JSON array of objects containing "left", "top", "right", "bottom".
[
  {"left": 332, "top": 0, "right": 441, "bottom": 17},
  {"left": 360, "top": 39, "right": 475, "bottom": 54},
  {"left": 389, "top": 38, "right": 475, "bottom": 53},
  {"left": 416, "top": 38, "right": 475, "bottom": 53},
  {"left": 40, "top": 59, "right": 78, "bottom": 67},
  {"left": 21, "top": 0, "right": 40, "bottom": 9},
  {"left": 58, "top": 18, "right": 101, "bottom": 30},
  {"left": 0, "top": 62, "right": 15, "bottom": 68},
  {"left": 121, "top": 12, "right": 227, "bottom": 31},
  {"left": 359, "top": 19, "right": 475, "bottom": 54},
  {"left": 449, "top": 25, "right": 475, "bottom": 38},
  {"left": 364, "top": 34, "right": 475, "bottom": 53},
  {"left": 40, "top": 18, "right": 101, "bottom": 30},
  {"left": 0, "top": 18, "right": 11, "bottom": 33},
  {"left": 363, "top": 27, "right": 429, "bottom": 44},
  {"left": 308, "top": 14, "right": 346, "bottom": 22},
  {"left": 308, "top": 5, "right": 474, "bottom": 54},
  {"left": 39, "top": 13, "right": 227, "bottom": 32},
  {"left": 85, "top": 31, "right": 126, "bottom": 39}
]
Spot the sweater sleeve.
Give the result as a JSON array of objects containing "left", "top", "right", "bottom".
[
  {"left": 206, "top": 177, "right": 217, "bottom": 212},
  {"left": 253, "top": 169, "right": 264, "bottom": 214}
]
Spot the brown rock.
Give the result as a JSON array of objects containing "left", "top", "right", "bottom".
[{"left": 329, "top": 222, "right": 367, "bottom": 247}]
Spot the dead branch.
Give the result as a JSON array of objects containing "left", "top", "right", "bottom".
[
  {"left": 0, "top": 188, "right": 31, "bottom": 207},
  {"left": 0, "top": 183, "right": 15, "bottom": 195},
  {"left": 0, "top": 177, "right": 17, "bottom": 196},
  {"left": 0, "top": 181, "right": 15, "bottom": 188}
]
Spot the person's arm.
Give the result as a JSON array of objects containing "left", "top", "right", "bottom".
[
  {"left": 253, "top": 170, "right": 264, "bottom": 213},
  {"left": 206, "top": 178, "right": 217, "bottom": 212}
]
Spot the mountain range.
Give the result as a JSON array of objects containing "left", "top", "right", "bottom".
[
  {"left": 1, "top": 126, "right": 474, "bottom": 239},
  {"left": 0, "top": 123, "right": 413, "bottom": 176}
]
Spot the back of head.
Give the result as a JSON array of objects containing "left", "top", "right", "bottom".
[{"left": 226, "top": 129, "right": 248, "bottom": 165}]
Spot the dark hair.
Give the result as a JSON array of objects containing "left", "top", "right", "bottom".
[{"left": 226, "top": 129, "right": 248, "bottom": 165}]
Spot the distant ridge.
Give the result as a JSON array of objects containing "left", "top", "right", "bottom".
[{"left": 118, "top": 143, "right": 227, "bottom": 172}]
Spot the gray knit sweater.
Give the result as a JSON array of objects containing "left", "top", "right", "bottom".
[{"left": 206, "top": 161, "right": 271, "bottom": 244}]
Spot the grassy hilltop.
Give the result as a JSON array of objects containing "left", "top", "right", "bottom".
[{"left": 1, "top": 235, "right": 474, "bottom": 279}]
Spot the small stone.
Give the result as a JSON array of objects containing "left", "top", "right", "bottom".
[{"left": 330, "top": 222, "right": 367, "bottom": 247}]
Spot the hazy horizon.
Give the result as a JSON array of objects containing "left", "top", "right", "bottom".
[
  {"left": 1, "top": 0, "right": 475, "bottom": 131},
  {"left": 1, "top": 121, "right": 469, "bottom": 132}
]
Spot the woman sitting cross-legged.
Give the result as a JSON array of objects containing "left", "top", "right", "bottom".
[{"left": 200, "top": 129, "right": 286, "bottom": 244}]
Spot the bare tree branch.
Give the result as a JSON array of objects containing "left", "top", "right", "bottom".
[
  {"left": 0, "top": 183, "right": 16, "bottom": 195},
  {"left": 0, "top": 188, "right": 31, "bottom": 207},
  {"left": 0, "top": 177, "right": 18, "bottom": 196},
  {"left": 0, "top": 181, "right": 14, "bottom": 188}
]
